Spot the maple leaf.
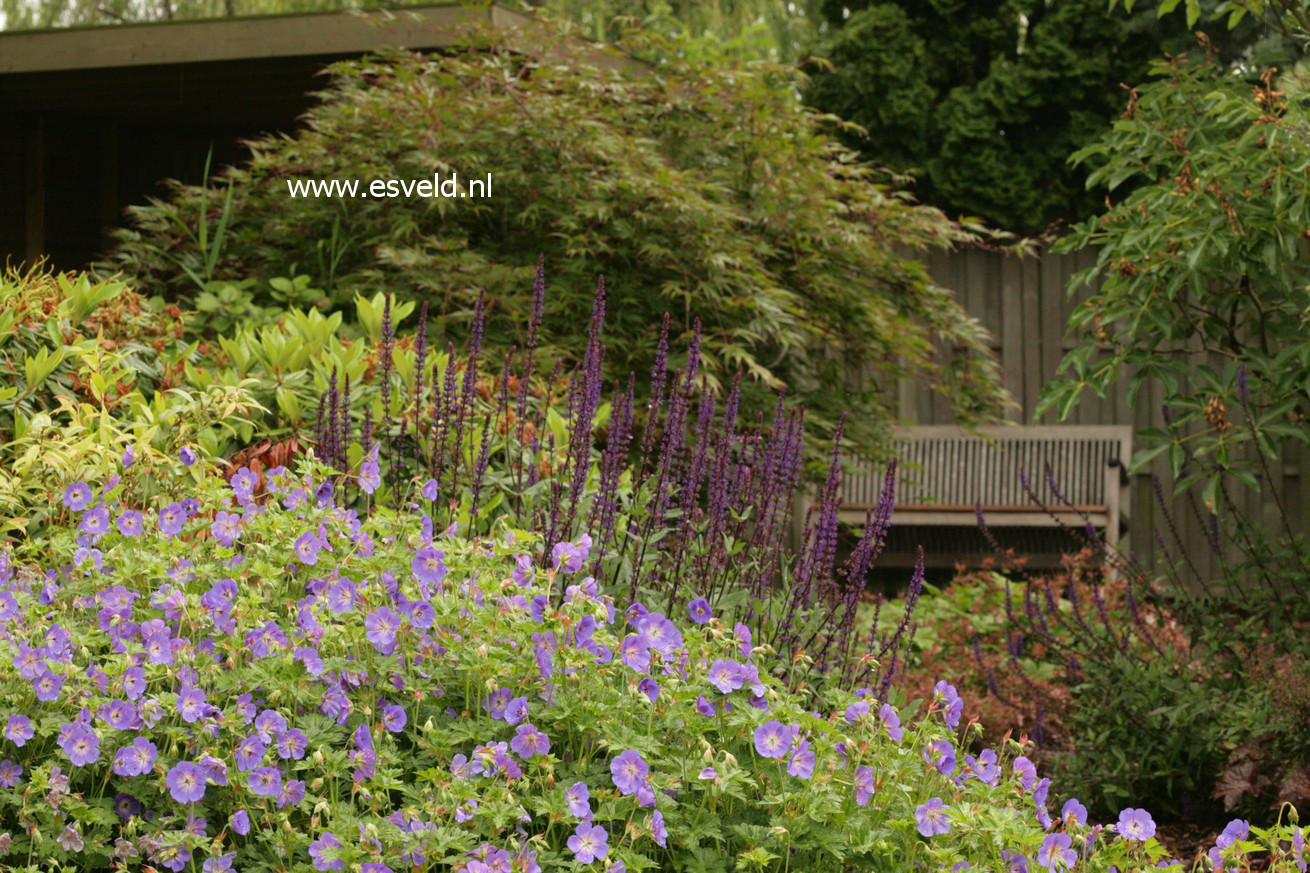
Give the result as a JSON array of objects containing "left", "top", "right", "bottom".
[{"left": 1213, "top": 760, "right": 1256, "bottom": 811}]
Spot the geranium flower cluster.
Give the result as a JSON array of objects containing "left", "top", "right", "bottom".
[{"left": 0, "top": 457, "right": 1301, "bottom": 872}]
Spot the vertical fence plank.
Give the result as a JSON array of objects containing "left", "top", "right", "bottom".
[
  {"left": 1039, "top": 245, "right": 1065, "bottom": 426},
  {"left": 1000, "top": 255, "right": 1024, "bottom": 423},
  {"left": 1020, "top": 255, "right": 1042, "bottom": 421}
]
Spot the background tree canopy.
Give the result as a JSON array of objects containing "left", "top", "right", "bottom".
[
  {"left": 535, "top": 0, "right": 824, "bottom": 61},
  {"left": 102, "top": 26, "right": 1012, "bottom": 457},
  {"left": 802, "top": 0, "right": 1267, "bottom": 234}
]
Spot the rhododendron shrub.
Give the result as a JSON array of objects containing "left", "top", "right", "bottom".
[{"left": 0, "top": 461, "right": 1303, "bottom": 872}]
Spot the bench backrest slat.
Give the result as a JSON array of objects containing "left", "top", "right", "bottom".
[{"left": 847, "top": 426, "right": 1132, "bottom": 509}]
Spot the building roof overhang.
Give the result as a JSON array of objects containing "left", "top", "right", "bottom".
[{"left": 0, "top": 4, "right": 643, "bottom": 75}]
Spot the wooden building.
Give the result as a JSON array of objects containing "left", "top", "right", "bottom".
[{"left": 0, "top": 4, "right": 638, "bottom": 270}]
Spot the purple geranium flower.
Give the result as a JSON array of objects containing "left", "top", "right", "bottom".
[
  {"left": 566, "top": 822, "right": 609, "bottom": 864},
  {"left": 733, "top": 621, "right": 753, "bottom": 657},
  {"left": 254, "top": 709, "right": 287, "bottom": 742},
  {"left": 973, "top": 748, "right": 1000, "bottom": 784},
  {"left": 235, "top": 734, "right": 267, "bottom": 771},
  {"left": 204, "top": 852, "right": 236, "bottom": 873},
  {"left": 144, "top": 628, "right": 174, "bottom": 664},
  {"left": 80, "top": 504, "right": 111, "bottom": 536},
  {"left": 277, "top": 729, "right": 308, "bottom": 760},
  {"left": 211, "top": 512, "right": 241, "bottom": 547},
  {"left": 880, "top": 703, "right": 904, "bottom": 742},
  {"left": 924, "top": 739, "right": 956, "bottom": 776},
  {"left": 636, "top": 780, "right": 656, "bottom": 808},
  {"left": 166, "top": 761, "right": 207, "bottom": 803},
  {"left": 552, "top": 535, "right": 590, "bottom": 573},
  {"left": 651, "top": 810, "right": 667, "bottom": 848},
  {"left": 752, "top": 720, "right": 794, "bottom": 759},
  {"left": 179, "top": 447, "right": 198, "bottom": 466},
  {"left": 409, "top": 600, "right": 435, "bottom": 629},
  {"left": 567, "top": 782, "right": 591, "bottom": 819},
  {"left": 359, "top": 448, "right": 381, "bottom": 494},
  {"left": 325, "top": 579, "right": 355, "bottom": 613},
  {"left": 103, "top": 699, "right": 140, "bottom": 731},
  {"left": 1037, "top": 833, "right": 1075, "bottom": 870},
  {"left": 5, "top": 715, "right": 33, "bottom": 747},
  {"left": 122, "top": 665, "right": 146, "bottom": 699},
  {"left": 1116, "top": 808, "right": 1156, "bottom": 841},
  {"left": 1014, "top": 756, "right": 1037, "bottom": 792},
  {"left": 915, "top": 798, "right": 951, "bottom": 837},
  {"left": 787, "top": 739, "right": 815, "bottom": 779},
  {"left": 59, "top": 724, "right": 100, "bottom": 766},
  {"left": 934, "top": 679, "right": 963, "bottom": 729},
  {"left": 177, "top": 687, "right": 208, "bottom": 723},
  {"left": 308, "top": 832, "right": 344, "bottom": 872},
  {"left": 116, "top": 510, "right": 143, "bottom": 537},
  {"left": 855, "top": 766, "right": 875, "bottom": 806},
  {"left": 57, "top": 824, "right": 83, "bottom": 852},
  {"left": 619, "top": 636, "right": 650, "bottom": 672},
  {"left": 503, "top": 696, "right": 529, "bottom": 725},
  {"left": 510, "top": 724, "right": 550, "bottom": 759},
  {"left": 635, "top": 612, "right": 681, "bottom": 655},
  {"left": 1061, "top": 798, "right": 1087, "bottom": 827},
  {"left": 200, "top": 755, "right": 228, "bottom": 786},
  {"left": 364, "top": 607, "right": 402, "bottom": 653},
  {"left": 382, "top": 704, "right": 407, "bottom": 733},
  {"left": 230, "top": 467, "right": 258, "bottom": 501},
  {"left": 1216, "top": 818, "right": 1249, "bottom": 850},
  {"left": 158, "top": 502, "right": 186, "bottom": 537},
  {"left": 114, "top": 791, "right": 141, "bottom": 819},
  {"left": 63, "top": 482, "right": 93, "bottom": 511},
  {"left": 512, "top": 553, "right": 533, "bottom": 586},
  {"left": 485, "top": 688, "right": 513, "bottom": 720},
  {"left": 687, "top": 598, "right": 712, "bottom": 625},
  {"left": 638, "top": 678, "right": 660, "bottom": 702},
  {"left": 412, "top": 546, "right": 447, "bottom": 587},
  {"left": 421, "top": 478, "right": 440, "bottom": 501},
  {"left": 610, "top": 750, "right": 649, "bottom": 796},
  {"left": 707, "top": 659, "right": 744, "bottom": 694},
  {"left": 230, "top": 809, "right": 251, "bottom": 836},
  {"left": 278, "top": 778, "right": 306, "bottom": 809},
  {"left": 0, "top": 760, "right": 22, "bottom": 787},
  {"left": 294, "top": 531, "right": 320, "bottom": 566},
  {"left": 248, "top": 766, "right": 282, "bottom": 797},
  {"left": 113, "top": 737, "right": 157, "bottom": 776}
]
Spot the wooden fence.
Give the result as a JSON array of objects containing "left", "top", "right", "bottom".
[{"left": 889, "top": 244, "right": 1310, "bottom": 584}]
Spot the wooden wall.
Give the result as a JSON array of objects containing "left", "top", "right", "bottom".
[{"left": 898, "top": 244, "right": 1310, "bottom": 585}]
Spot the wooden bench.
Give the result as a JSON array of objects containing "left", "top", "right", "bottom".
[{"left": 838, "top": 425, "right": 1132, "bottom": 568}]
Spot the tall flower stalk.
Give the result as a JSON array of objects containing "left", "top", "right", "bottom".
[{"left": 309, "top": 264, "right": 914, "bottom": 696}]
